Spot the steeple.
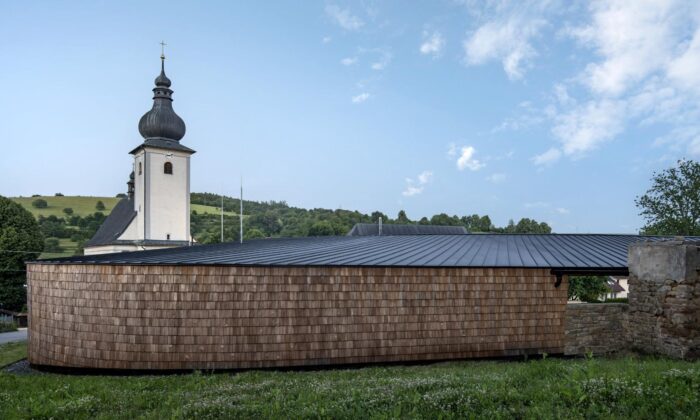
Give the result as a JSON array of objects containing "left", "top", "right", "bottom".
[{"left": 137, "top": 43, "right": 186, "bottom": 141}]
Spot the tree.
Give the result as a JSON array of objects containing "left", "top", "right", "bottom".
[
  {"left": 636, "top": 159, "right": 700, "bottom": 235},
  {"left": 63, "top": 207, "right": 73, "bottom": 215},
  {"left": 95, "top": 201, "right": 106, "bottom": 211},
  {"left": 568, "top": 276, "right": 610, "bottom": 302},
  {"left": 370, "top": 211, "right": 387, "bottom": 223},
  {"left": 244, "top": 229, "right": 265, "bottom": 240},
  {"left": 43, "top": 238, "right": 63, "bottom": 253},
  {"left": 397, "top": 210, "right": 410, "bottom": 224},
  {"left": 54, "top": 193, "right": 64, "bottom": 197},
  {"left": 31, "top": 199, "right": 47, "bottom": 209},
  {"left": 0, "top": 196, "right": 43, "bottom": 311},
  {"left": 308, "top": 221, "right": 336, "bottom": 236}
]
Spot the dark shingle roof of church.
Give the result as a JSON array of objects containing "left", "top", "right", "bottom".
[
  {"left": 43, "top": 234, "right": 700, "bottom": 274},
  {"left": 347, "top": 223, "right": 468, "bottom": 236},
  {"left": 85, "top": 198, "right": 137, "bottom": 247}
]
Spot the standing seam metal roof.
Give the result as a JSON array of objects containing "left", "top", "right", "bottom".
[{"left": 38, "top": 234, "right": 700, "bottom": 271}]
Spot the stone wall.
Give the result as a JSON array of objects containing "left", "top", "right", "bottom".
[
  {"left": 564, "top": 303, "right": 629, "bottom": 355},
  {"left": 27, "top": 264, "right": 567, "bottom": 370},
  {"left": 628, "top": 240, "right": 700, "bottom": 359}
]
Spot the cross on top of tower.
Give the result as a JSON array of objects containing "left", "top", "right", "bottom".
[{"left": 160, "top": 41, "right": 167, "bottom": 60}]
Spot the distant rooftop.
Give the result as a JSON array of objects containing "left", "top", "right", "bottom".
[{"left": 347, "top": 223, "right": 468, "bottom": 236}]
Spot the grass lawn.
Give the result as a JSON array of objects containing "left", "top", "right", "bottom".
[
  {"left": 0, "top": 349, "right": 699, "bottom": 419},
  {"left": 0, "top": 341, "right": 27, "bottom": 368}
]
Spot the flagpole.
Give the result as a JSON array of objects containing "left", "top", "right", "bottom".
[{"left": 240, "top": 176, "right": 243, "bottom": 244}]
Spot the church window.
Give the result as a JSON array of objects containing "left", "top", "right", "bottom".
[
  {"left": 167, "top": 234, "right": 171, "bottom": 240},
  {"left": 138, "top": 162, "right": 142, "bottom": 175},
  {"left": 164, "top": 162, "right": 173, "bottom": 174}
]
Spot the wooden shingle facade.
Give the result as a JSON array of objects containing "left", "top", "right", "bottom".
[{"left": 27, "top": 263, "right": 567, "bottom": 370}]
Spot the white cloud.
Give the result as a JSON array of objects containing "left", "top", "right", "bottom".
[
  {"left": 456, "top": 146, "right": 485, "bottom": 171},
  {"left": 463, "top": 14, "right": 545, "bottom": 80},
  {"left": 552, "top": 99, "right": 626, "bottom": 156},
  {"left": 486, "top": 173, "right": 507, "bottom": 184},
  {"left": 341, "top": 57, "right": 358, "bottom": 66},
  {"left": 322, "top": 36, "right": 332, "bottom": 44},
  {"left": 351, "top": 92, "right": 370, "bottom": 103},
  {"left": 403, "top": 170, "right": 433, "bottom": 197},
  {"left": 420, "top": 31, "right": 445, "bottom": 57},
  {"left": 569, "top": 0, "right": 686, "bottom": 96},
  {"left": 371, "top": 52, "right": 392, "bottom": 70},
  {"left": 447, "top": 143, "right": 458, "bottom": 158},
  {"left": 325, "top": 5, "right": 364, "bottom": 31},
  {"left": 531, "top": 147, "right": 561, "bottom": 166},
  {"left": 555, "top": 207, "right": 570, "bottom": 215}
]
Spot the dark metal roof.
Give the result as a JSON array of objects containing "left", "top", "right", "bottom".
[
  {"left": 85, "top": 198, "right": 136, "bottom": 247},
  {"left": 347, "top": 223, "right": 468, "bottom": 236},
  {"left": 137, "top": 57, "right": 186, "bottom": 142},
  {"left": 129, "top": 137, "right": 195, "bottom": 154},
  {"left": 43, "top": 234, "right": 700, "bottom": 272}
]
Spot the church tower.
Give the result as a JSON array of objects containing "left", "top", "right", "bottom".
[{"left": 84, "top": 48, "right": 195, "bottom": 255}]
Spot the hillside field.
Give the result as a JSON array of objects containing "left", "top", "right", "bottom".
[{"left": 11, "top": 196, "right": 234, "bottom": 218}]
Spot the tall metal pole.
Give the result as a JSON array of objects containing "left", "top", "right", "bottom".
[
  {"left": 240, "top": 177, "right": 243, "bottom": 244},
  {"left": 220, "top": 193, "right": 224, "bottom": 243}
]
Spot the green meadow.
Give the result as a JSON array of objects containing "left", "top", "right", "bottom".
[{"left": 0, "top": 341, "right": 699, "bottom": 420}]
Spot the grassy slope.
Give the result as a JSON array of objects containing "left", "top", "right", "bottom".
[
  {"left": 11, "top": 196, "right": 236, "bottom": 218},
  {"left": 0, "top": 350, "right": 699, "bottom": 419},
  {"left": 9, "top": 196, "right": 237, "bottom": 258},
  {"left": 0, "top": 341, "right": 26, "bottom": 367},
  {"left": 11, "top": 196, "right": 121, "bottom": 218}
]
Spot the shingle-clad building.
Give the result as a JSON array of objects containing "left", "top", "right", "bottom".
[{"left": 27, "top": 234, "right": 698, "bottom": 370}]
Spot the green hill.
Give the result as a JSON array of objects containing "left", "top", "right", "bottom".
[
  {"left": 12, "top": 196, "right": 234, "bottom": 218},
  {"left": 9, "top": 193, "right": 552, "bottom": 259}
]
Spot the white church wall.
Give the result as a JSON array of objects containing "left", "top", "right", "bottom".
[{"left": 143, "top": 147, "right": 191, "bottom": 242}]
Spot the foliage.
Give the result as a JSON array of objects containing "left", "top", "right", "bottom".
[
  {"left": 31, "top": 199, "right": 47, "bottom": 209},
  {"left": 0, "top": 348, "right": 699, "bottom": 418},
  {"left": 0, "top": 196, "right": 43, "bottom": 312},
  {"left": 95, "top": 201, "right": 106, "bottom": 211},
  {"left": 54, "top": 193, "right": 64, "bottom": 197},
  {"left": 568, "top": 276, "right": 611, "bottom": 302},
  {"left": 43, "top": 238, "right": 63, "bottom": 253},
  {"left": 63, "top": 207, "right": 74, "bottom": 215},
  {"left": 308, "top": 221, "right": 337, "bottom": 236},
  {"left": 636, "top": 159, "right": 700, "bottom": 235},
  {"left": 0, "top": 321, "right": 18, "bottom": 333},
  {"left": 244, "top": 229, "right": 265, "bottom": 240}
]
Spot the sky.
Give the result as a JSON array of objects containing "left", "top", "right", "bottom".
[{"left": 2, "top": 1, "right": 700, "bottom": 233}]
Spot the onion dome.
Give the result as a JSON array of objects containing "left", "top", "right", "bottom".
[{"left": 138, "top": 55, "right": 186, "bottom": 141}]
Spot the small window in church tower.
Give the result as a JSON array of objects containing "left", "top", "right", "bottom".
[
  {"left": 164, "top": 162, "right": 173, "bottom": 174},
  {"left": 167, "top": 234, "right": 171, "bottom": 240},
  {"left": 138, "top": 162, "right": 142, "bottom": 175}
]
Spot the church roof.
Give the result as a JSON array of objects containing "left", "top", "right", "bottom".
[
  {"left": 43, "top": 234, "right": 700, "bottom": 275},
  {"left": 129, "top": 137, "right": 196, "bottom": 154},
  {"left": 347, "top": 223, "right": 468, "bottom": 236},
  {"left": 133, "top": 54, "right": 193, "bottom": 153},
  {"left": 85, "top": 198, "right": 136, "bottom": 247}
]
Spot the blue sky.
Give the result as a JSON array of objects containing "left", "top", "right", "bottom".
[{"left": 2, "top": 1, "right": 700, "bottom": 233}]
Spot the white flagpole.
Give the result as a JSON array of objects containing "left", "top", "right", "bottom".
[{"left": 240, "top": 176, "right": 243, "bottom": 244}]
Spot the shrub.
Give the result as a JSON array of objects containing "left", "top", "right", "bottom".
[
  {"left": 54, "top": 193, "right": 64, "bottom": 197},
  {"left": 0, "top": 320, "right": 18, "bottom": 333},
  {"left": 43, "top": 238, "right": 63, "bottom": 253},
  {"left": 95, "top": 201, "right": 106, "bottom": 211},
  {"left": 63, "top": 207, "right": 74, "bottom": 215},
  {"left": 31, "top": 199, "right": 48, "bottom": 209},
  {"left": 116, "top": 193, "right": 127, "bottom": 198}
]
